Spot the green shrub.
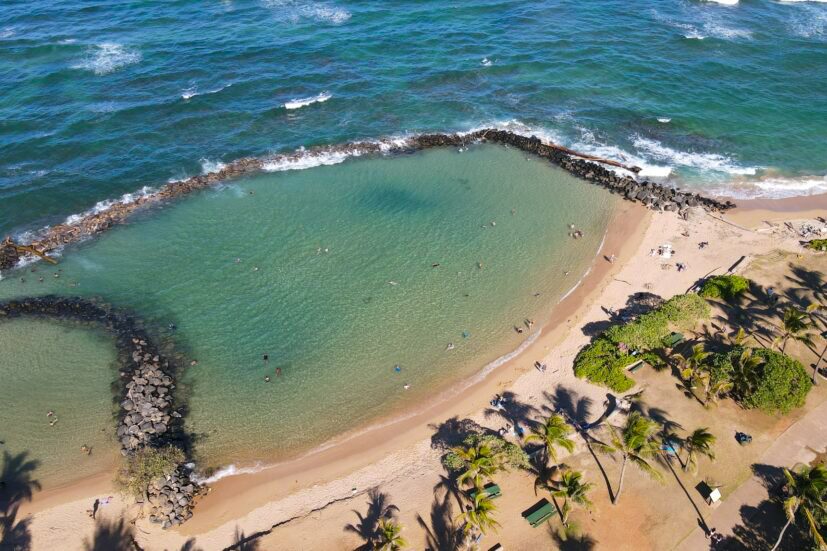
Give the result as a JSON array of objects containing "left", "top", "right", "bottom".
[
  {"left": 699, "top": 275, "right": 751, "bottom": 302},
  {"left": 605, "top": 293, "right": 710, "bottom": 350},
  {"left": 117, "top": 445, "right": 185, "bottom": 498},
  {"left": 711, "top": 347, "right": 811, "bottom": 414},
  {"left": 442, "top": 433, "right": 530, "bottom": 472},
  {"left": 806, "top": 239, "right": 827, "bottom": 251},
  {"left": 743, "top": 348, "right": 812, "bottom": 414},
  {"left": 573, "top": 337, "right": 635, "bottom": 392}
]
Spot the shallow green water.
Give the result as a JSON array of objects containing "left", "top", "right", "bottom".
[
  {"left": 0, "top": 145, "right": 615, "bottom": 479},
  {"left": 0, "top": 319, "right": 120, "bottom": 487}
]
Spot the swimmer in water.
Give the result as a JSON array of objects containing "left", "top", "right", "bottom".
[
  {"left": 403, "top": 383, "right": 410, "bottom": 390},
  {"left": 276, "top": 367, "right": 282, "bottom": 376},
  {"left": 446, "top": 343, "right": 455, "bottom": 351},
  {"left": 265, "top": 376, "right": 271, "bottom": 382}
]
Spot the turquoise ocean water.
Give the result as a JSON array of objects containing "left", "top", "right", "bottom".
[{"left": 1, "top": 0, "right": 826, "bottom": 485}]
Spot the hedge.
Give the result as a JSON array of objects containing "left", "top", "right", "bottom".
[
  {"left": 699, "top": 275, "right": 751, "bottom": 303},
  {"left": 710, "top": 347, "right": 811, "bottom": 414},
  {"left": 574, "top": 293, "right": 709, "bottom": 391},
  {"left": 442, "top": 433, "right": 530, "bottom": 472},
  {"left": 604, "top": 293, "right": 710, "bottom": 350}
]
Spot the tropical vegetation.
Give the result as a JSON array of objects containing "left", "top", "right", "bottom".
[
  {"left": 771, "top": 464, "right": 827, "bottom": 551},
  {"left": 595, "top": 412, "right": 663, "bottom": 504},
  {"left": 456, "top": 494, "right": 500, "bottom": 535},
  {"left": 681, "top": 428, "right": 716, "bottom": 474},
  {"left": 374, "top": 519, "right": 407, "bottom": 550},
  {"left": 710, "top": 347, "right": 812, "bottom": 414},
  {"left": 525, "top": 414, "right": 576, "bottom": 464},
  {"left": 806, "top": 239, "right": 827, "bottom": 251},
  {"left": 699, "top": 275, "right": 751, "bottom": 303},
  {"left": 549, "top": 469, "right": 595, "bottom": 526},
  {"left": 574, "top": 293, "right": 710, "bottom": 391},
  {"left": 442, "top": 434, "right": 529, "bottom": 487}
]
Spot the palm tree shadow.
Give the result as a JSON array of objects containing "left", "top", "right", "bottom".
[
  {"left": 416, "top": 487, "right": 464, "bottom": 551},
  {"left": 82, "top": 517, "right": 137, "bottom": 551},
  {"left": 343, "top": 488, "right": 398, "bottom": 550},
  {"left": 548, "top": 523, "right": 598, "bottom": 550},
  {"left": 225, "top": 526, "right": 260, "bottom": 551},
  {"left": 1, "top": 450, "right": 41, "bottom": 551},
  {"left": 428, "top": 417, "right": 489, "bottom": 451},
  {"left": 483, "top": 391, "right": 538, "bottom": 430},
  {"left": 542, "top": 386, "right": 594, "bottom": 426}
]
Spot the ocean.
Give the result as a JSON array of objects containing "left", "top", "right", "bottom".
[{"left": 1, "top": 0, "right": 826, "bottom": 486}]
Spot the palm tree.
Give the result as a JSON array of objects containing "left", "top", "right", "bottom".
[
  {"left": 771, "top": 464, "right": 827, "bottom": 551},
  {"left": 550, "top": 469, "right": 595, "bottom": 526},
  {"left": 682, "top": 428, "right": 716, "bottom": 473},
  {"left": 525, "top": 414, "right": 576, "bottom": 465},
  {"left": 456, "top": 494, "right": 500, "bottom": 536},
  {"left": 595, "top": 412, "right": 663, "bottom": 504},
  {"left": 775, "top": 307, "right": 816, "bottom": 353},
  {"left": 705, "top": 377, "right": 734, "bottom": 405},
  {"left": 450, "top": 443, "right": 505, "bottom": 490},
  {"left": 374, "top": 519, "right": 407, "bottom": 550},
  {"left": 679, "top": 344, "right": 712, "bottom": 404},
  {"left": 732, "top": 347, "right": 764, "bottom": 399}
]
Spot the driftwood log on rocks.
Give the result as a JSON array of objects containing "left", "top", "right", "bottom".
[
  {"left": 0, "top": 296, "right": 201, "bottom": 528},
  {"left": 0, "top": 129, "right": 734, "bottom": 271}
]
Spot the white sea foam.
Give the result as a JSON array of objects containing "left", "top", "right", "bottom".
[
  {"left": 191, "top": 462, "right": 270, "bottom": 484},
  {"left": 263, "top": 1, "right": 351, "bottom": 24},
  {"left": 703, "top": 0, "right": 739, "bottom": 5},
  {"left": 63, "top": 186, "right": 155, "bottom": 226},
  {"left": 481, "top": 57, "right": 493, "bottom": 67},
  {"left": 284, "top": 91, "right": 332, "bottom": 110},
  {"left": 632, "top": 136, "right": 757, "bottom": 176},
  {"left": 0, "top": 27, "right": 15, "bottom": 39},
  {"left": 787, "top": 5, "right": 827, "bottom": 38},
  {"left": 182, "top": 83, "right": 232, "bottom": 100},
  {"left": 657, "top": 118, "right": 672, "bottom": 123},
  {"left": 262, "top": 148, "right": 353, "bottom": 172},
  {"left": 200, "top": 159, "right": 227, "bottom": 174},
  {"left": 73, "top": 43, "right": 141, "bottom": 75}
]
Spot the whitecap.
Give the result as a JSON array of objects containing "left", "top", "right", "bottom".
[
  {"left": 73, "top": 43, "right": 141, "bottom": 75},
  {"left": 63, "top": 186, "right": 155, "bottom": 226},
  {"left": 481, "top": 57, "right": 493, "bottom": 67},
  {"left": 200, "top": 159, "right": 227, "bottom": 174},
  {"left": 284, "top": 91, "right": 332, "bottom": 110},
  {"left": 657, "top": 117, "right": 672, "bottom": 123},
  {"left": 632, "top": 136, "right": 757, "bottom": 176},
  {"left": 263, "top": 1, "right": 351, "bottom": 24},
  {"left": 182, "top": 83, "right": 232, "bottom": 100},
  {"left": 787, "top": 5, "right": 827, "bottom": 38},
  {"left": 262, "top": 148, "right": 353, "bottom": 172},
  {"left": 703, "top": 0, "right": 739, "bottom": 5},
  {"left": 0, "top": 27, "right": 16, "bottom": 39}
]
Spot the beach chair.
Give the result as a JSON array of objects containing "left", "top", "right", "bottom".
[
  {"left": 522, "top": 498, "right": 556, "bottom": 527},
  {"left": 469, "top": 483, "right": 502, "bottom": 501},
  {"left": 662, "top": 332, "right": 684, "bottom": 348}
]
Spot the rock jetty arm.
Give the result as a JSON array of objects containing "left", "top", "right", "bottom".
[{"left": 0, "top": 129, "right": 735, "bottom": 271}]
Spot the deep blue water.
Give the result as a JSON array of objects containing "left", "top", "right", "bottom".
[{"left": 2, "top": 0, "right": 827, "bottom": 236}]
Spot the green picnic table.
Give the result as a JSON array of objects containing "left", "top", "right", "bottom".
[
  {"left": 469, "top": 483, "right": 502, "bottom": 501},
  {"left": 522, "top": 499, "right": 556, "bottom": 527},
  {"left": 662, "top": 332, "right": 684, "bottom": 348}
]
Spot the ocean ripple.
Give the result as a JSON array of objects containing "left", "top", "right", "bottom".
[{"left": 263, "top": 0, "right": 351, "bottom": 24}]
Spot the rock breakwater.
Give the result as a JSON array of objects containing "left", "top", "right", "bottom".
[
  {"left": 0, "top": 129, "right": 734, "bottom": 271},
  {"left": 0, "top": 296, "right": 200, "bottom": 528}
]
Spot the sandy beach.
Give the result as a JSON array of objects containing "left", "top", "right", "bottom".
[{"left": 14, "top": 191, "right": 827, "bottom": 550}]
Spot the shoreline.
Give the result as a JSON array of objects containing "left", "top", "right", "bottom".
[
  {"left": 20, "top": 195, "right": 644, "bottom": 520},
  {"left": 16, "top": 184, "right": 826, "bottom": 550}
]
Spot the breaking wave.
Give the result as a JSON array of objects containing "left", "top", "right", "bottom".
[
  {"left": 284, "top": 91, "right": 332, "bottom": 110},
  {"left": 72, "top": 42, "right": 141, "bottom": 75}
]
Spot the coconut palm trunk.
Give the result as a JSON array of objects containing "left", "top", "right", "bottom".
[
  {"left": 770, "top": 516, "right": 794, "bottom": 551},
  {"left": 613, "top": 455, "right": 628, "bottom": 505}
]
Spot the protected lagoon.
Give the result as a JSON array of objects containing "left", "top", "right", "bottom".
[{"left": 0, "top": 144, "right": 617, "bottom": 485}]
